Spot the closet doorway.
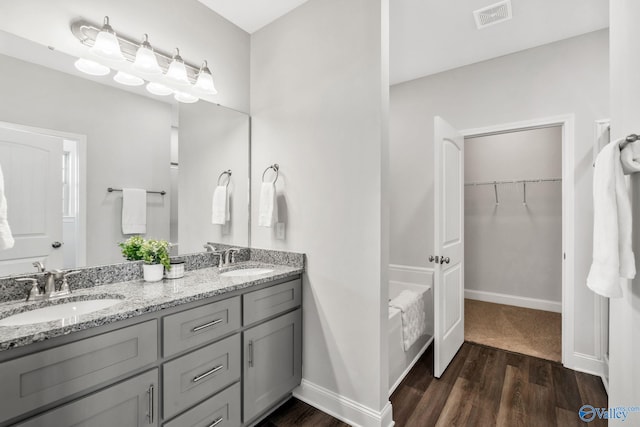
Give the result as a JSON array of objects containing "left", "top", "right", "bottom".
[{"left": 460, "top": 116, "right": 575, "bottom": 364}]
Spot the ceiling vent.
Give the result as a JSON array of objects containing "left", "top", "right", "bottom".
[{"left": 473, "top": 0, "right": 513, "bottom": 29}]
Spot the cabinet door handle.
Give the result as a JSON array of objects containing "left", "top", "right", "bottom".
[
  {"left": 248, "top": 340, "right": 254, "bottom": 367},
  {"left": 207, "top": 417, "right": 224, "bottom": 427},
  {"left": 147, "top": 384, "right": 154, "bottom": 424},
  {"left": 192, "top": 318, "right": 223, "bottom": 333},
  {"left": 193, "top": 364, "right": 224, "bottom": 383}
]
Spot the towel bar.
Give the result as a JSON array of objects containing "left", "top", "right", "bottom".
[
  {"left": 107, "top": 187, "right": 166, "bottom": 195},
  {"left": 262, "top": 164, "right": 279, "bottom": 184},
  {"left": 217, "top": 170, "right": 232, "bottom": 187}
]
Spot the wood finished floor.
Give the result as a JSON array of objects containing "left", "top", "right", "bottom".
[{"left": 258, "top": 342, "right": 607, "bottom": 427}]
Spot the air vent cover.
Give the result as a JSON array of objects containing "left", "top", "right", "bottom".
[{"left": 473, "top": 0, "right": 513, "bottom": 29}]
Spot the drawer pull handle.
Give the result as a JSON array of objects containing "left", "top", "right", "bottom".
[
  {"left": 192, "top": 318, "right": 223, "bottom": 333},
  {"left": 147, "top": 384, "right": 154, "bottom": 424},
  {"left": 193, "top": 364, "right": 224, "bottom": 383},
  {"left": 248, "top": 340, "right": 254, "bottom": 367},
  {"left": 207, "top": 417, "right": 224, "bottom": 427}
]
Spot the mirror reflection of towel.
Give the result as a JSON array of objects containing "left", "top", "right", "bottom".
[
  {"left": 0, "top": 165, "right": 14, "bottom": 250},
  {"left": 122, "top": 188, "right": 147, "bottom": 235}
]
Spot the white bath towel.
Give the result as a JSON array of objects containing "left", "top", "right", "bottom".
[
  {"left": 389, "top": 290, "right": 425, "bottom": 351},
  {"left": 620, "top": 139, "right": 640, "bottom": 174},
  {"left": 0, "top": 165, "right": 14, "bottom": 250},
  {"left": 211, "top": 185, "right": 230, "bottom": 224},
  {"left": 258, "top": 182, "right": 277, "bottom": 227},
  {"left": 587, "top": 138, "right": 635, "bottom": 298},
  {"left": 121, "top": 188, "right": 147, "bottom": 235}
]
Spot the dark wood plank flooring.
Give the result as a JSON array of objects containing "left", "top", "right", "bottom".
[{"left": 258, "top": 342, "right": 608, "bottom": 426}]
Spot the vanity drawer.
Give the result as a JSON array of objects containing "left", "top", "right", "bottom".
[
  {"left": 163, "top": 382, "right": 241, "bottom": 427},
  {"left": 163, "top": 296, "right": 240, "bottom": 357},
  {"left": 243, "top": 278, "right": 301, "bottom": 326},
  {"left": 0, "top": 320, "right": 158, "bottom": 425},
  {"left": 163, "top": 333, "right": 241, "bottom": 419}
]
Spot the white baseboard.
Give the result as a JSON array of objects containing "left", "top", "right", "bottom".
[
  {"left": 464, "top": 289, "right": 562, "bottom": 313},
  {"left": 569, "top": 351, "right": 606, "bottom": 378},
  {"left": 293, "top": 380, "right": 395, "bottom": 427}
]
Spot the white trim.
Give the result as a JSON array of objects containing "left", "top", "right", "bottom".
[
  {"left": 572, "top": 351, "right": 606, "bottom": 378},
  {"left": 389, "top": 263, "right": 433, "bottom": 273},
  {"left": 461, "top": 114, "right": 575, "bottom": 368},
  {"left": 293, "top": 380, "right": 395, "bottom": 427},
  {"left": 388, "top": 336, "right": 433, "bottom": 395},
  {"left": 464, "top": 289, "right": 561, "bottom": 313}
]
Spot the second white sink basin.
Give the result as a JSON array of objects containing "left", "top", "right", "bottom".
[
  {"left": 0, "top": 298, "right": 123, "bottom": 326},
  {"left": 220, "top": 268, "right": 274, "bottom": 277}
]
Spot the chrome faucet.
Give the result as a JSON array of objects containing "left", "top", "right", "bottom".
[
  {"left": 32, "top": 261, "right": 45, "bottom": 272},
  {"left": 203, "top": 244, "right": 216, "bottom": 252},
  {"left": 224, "top": 248, "right": 241, "bottom": 265},
  {"left": 18, "top": 270, "right": 80, "bottom": 302}
]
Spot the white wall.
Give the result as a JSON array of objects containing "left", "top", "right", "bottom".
[
  {"left": 0, "top": 53, "right": 171, "bottom": 266},
  {"left": 0, "top": 0, "right": 250, "bottom": 113},
  {"left": 609, "top": 0, "right": 640, "bottom": 420},
  {"left": 250, "top": 0, "right": 391, "bottom": 425},
  {"left": 178, "top": 103, "right": 250, "bottom": 253},
  {"left": 465, "top": 127, "right": 562, "bottom": 307},
  {"left": 390, "top": 30, "right": 609, "bottom": 366}
]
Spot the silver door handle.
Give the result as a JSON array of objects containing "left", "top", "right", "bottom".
[
  {"left": 51, "top": 241, "right": 62, "bottom": 249},
  {"left": 192, "top": 318, "right": 223, "bottom": 332},
  {"left": 207, "top": 417, "right": 224, "bottom": 427},
  {"left": 441, "top": 257, "right": 450, "bottom": 264},
  {"left": 248, "top": 340, "right": 254, "bottom": 367},
  {"left": 147, "top": 384, "right": 154, "bottom": 424},
  {"left": 429, "top": 255, "right": 440, "bottom": 263},
  {"left": 193, "top": 365, "right": 224, "bottom": 383}
]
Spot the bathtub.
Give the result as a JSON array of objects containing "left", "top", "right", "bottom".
[{"left": 388, "top": 281, "right": 433, "bottom": 395}]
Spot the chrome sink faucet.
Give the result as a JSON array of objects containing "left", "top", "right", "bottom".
[
  {"left": 224, "top": 248, "right": 241, "bottom": 265},
  {"left": 17, "top": 270, "right": 80, "bottom": 302}
]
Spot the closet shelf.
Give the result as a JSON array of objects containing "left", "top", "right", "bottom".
[{"left": 464, "top": 178, "right": 561, "bottom": 187}]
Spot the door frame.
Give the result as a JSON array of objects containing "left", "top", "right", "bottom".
[
  {"left": 0, "top": 120, "right": 87, "bottom": 268},
  {"left": 460, "top": 114, "right": 575, "bottom": 367}
]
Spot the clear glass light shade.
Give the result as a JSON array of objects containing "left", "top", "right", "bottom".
[
  {"left": 174, "top": 91, "right": 199, "bottom": 104},
  {"left": 146, "top": 82, "right": 173, "bottom": 96},
  {"left": 90, "top": 30, "right": 125, "bottom": 61},
  {"left": 114, "top": 71, "right": 144, "bottom": 86},
  {"left": 74, "top": 58, "right": 110, "bottom": 76},
  {"left": 133, "top": 45, "right": 162, "bottom": 75},
  {"left": 194, "top": 71, "right": 217, "bottom": 95}
]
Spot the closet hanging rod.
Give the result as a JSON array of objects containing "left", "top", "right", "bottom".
[
  {"left": 107, "top": 187, "right": 166, "bottom": 195},
  {"left": 464, "top": 178, "right": 562, "bottom": 187}
]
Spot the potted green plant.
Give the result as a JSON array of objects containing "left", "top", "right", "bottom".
[{"left": 119, "top": 236, "right": 171, "bottom": 282}]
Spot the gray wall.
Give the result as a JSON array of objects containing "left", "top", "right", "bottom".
[
  {"left": 465, "top": 127, "right": 562, "bottom": 304},
  {"left": 250, "top": 0, "right": 391, "bottom": 419},
  {"left": 390, "top": 30, "right": 609, "bottom": 359},
  {"left": 0, "top": 54, "right": 171, "bottom": 266}
]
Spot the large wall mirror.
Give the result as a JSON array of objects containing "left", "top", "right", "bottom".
[{"left": 0, "top": 31, "right": 250, "bottom": 277}]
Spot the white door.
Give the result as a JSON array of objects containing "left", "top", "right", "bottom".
[
  {"left": 0, "top": 126, "right": 64, "bottom": 275},
  {"left": 432, "top": 116, "right": 464, "bottom": 378}
]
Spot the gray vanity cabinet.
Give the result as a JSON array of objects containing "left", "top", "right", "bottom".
[
  {"left": 243, "top": 308, "right": 302, "bottom": 423},
  {"left": 16, "top": 369, "right": 159, "bottom": 427}
]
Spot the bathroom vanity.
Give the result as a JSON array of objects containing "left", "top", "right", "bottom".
[{"left": 0, "top": 264, "right": 302, "bottom": 427}]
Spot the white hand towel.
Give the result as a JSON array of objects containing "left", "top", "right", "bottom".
[
  {"left": 620, "top": 140, "right": 640, "bottom": 174},
  {"left": 258, "top": 182, "right": 278, "bottom": 227},
  {"left": 389, "top": 290, "right": 426, "bottom": 351},
  {"left": 121, "top": 188, "right": 147, "bottom": 235},
  {"left": 587, "top": 138, "right": 635, "bottom": 298},
  {"left": 0, "top": 165, "right": 15, "bottom": 250},
  {"left": 211, "top": 185, "right": 230, "bottom": 224}
]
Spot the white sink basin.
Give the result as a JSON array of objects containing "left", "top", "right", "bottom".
[
  {"left": 0, "top": 299, "right": 123, "bottom": 326},
  {"left": 220, "top": 268, "right": 274, "bottom": 277}
]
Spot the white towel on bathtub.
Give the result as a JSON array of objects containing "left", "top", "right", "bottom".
[{"left": 389, "top": 290, "right": 425, "bottom": 351}]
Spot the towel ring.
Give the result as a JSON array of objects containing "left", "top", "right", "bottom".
[
  {"left": 217, "top": 170, "right": 232, "bottom": 187},
  {"left": 262, "top": 164, "right": 279, "bottom": 184}
]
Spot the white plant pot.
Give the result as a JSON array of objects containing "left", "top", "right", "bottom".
[{"left": 143, "top": 264, "right": 164, "bottom": 282}]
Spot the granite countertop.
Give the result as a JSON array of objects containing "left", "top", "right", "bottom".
[{"left": 0, "top": 262, "right": 303, "bottom": 352}]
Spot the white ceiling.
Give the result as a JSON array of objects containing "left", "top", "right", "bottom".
[{"left": 199, "top": 0, "right": 609, "bottom": 85}]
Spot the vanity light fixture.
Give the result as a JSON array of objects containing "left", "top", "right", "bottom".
[
  {"left": 194, "top": 61, "right": 217, "bottom": 95},
  {"left": 133, "top": 34, "right": 162, "bottom": 75},
  {"left": 74, "top": 58, "right": 110, "bottom": 76},
  {"left": 114, "top": 71, "right": 144, "bottom": 86},
  {"left": 89, "top": 16, "right": 125, "bottom": 61},
  {"left": 71, "top": 16, "right": 219, "bottom": 104}
]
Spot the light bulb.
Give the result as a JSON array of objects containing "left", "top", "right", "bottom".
[
  {"left": 133, "top": 34, "right": 162, "bottom": 75},
  {"left": 74, "top": 58, "right": 110, "bottom": 76},
  {"left": 90, "top": 16, "right": 125, "bottom": 61},
  {"left": 174, "top": 91, "right": 199, "bottom": 104},
  {"left": 146, "top": 82, "right": 173, "bottom": 96},
  {"left": 194, "top": 61, "right": 217, "bottom": 95},
  {"left": 114, "top": 71, "right": 144, "bottom": 86},
  {"left": 165, "top": 48, "right": 190, "bottom": 86}
]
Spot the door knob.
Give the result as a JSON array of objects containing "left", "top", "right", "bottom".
[
  {"left": 51, "top": 241, "right": 62, "bottom": 249},
  {"left": 441, "top": 257, "right": 450, "bottom": 264},
  {"left": 429, "top": 255, "right": 440, "bottom": 263}
]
